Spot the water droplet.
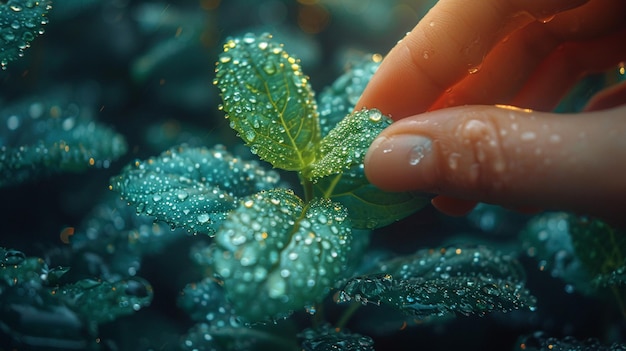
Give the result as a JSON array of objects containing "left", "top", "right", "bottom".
[
  {"left": 263, "top": 62, "right": 276, "bottom": 75},
  {"left": 219, "top": 55, "right": 231, "bottom": 63},
  {"left": 242, "top": 33, "right": 256, "bottom": 44},
  {"left": 467, "top": 65, "right": 481, "bottom": 74},
  {"left": 368, "top": 109, "right": 382, "bottom": 122},
  {"left": 152, "top": 194, "right": 162, "bottom": 201},
  {"left": 197, "top": 213, "right": 210, "bottom": 223},
  {"left": 408, "top": 139, "right": 432, "bottom": 166},
  {"left": 521, "top": 131, "right": 536, "bottom": 141},
  {"left": 447, "top": 152, "right": 461, "bottom": 170},
  {"left": 4, "top": 249, "right": 25, "bottom": 265},
  {"left": 549, "top": 134, "right": 561, "bottom": 143},
  {"left": 244, "top": 130, "right": 256, "bottom": 142}
]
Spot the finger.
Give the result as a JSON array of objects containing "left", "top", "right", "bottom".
[
  {"left": 431, "top": 196, "right": 478, "bottom": 217},
  {"left": 354, "top": 0, "right": 589, "bottom": 119},
  {"left": 364, "top": 104, "right": 626, "bottom": 226},
  {"left": 430, "top": 22, "right": 559, "bottom": 109},
  {"left": 512, "top": 27, "right": 626, "bottom": 110},
  {"left": 432, "top": 0, "right": 626, "bottom": 110}
]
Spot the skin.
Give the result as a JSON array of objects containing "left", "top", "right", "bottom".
[{"left": 356, "top": 0, "right": 626, "bottom": 228}]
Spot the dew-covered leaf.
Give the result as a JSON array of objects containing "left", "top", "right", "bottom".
[
  {"left": 317, "top": 55, "right": 380, "bottom": 137},
  {"left": 109, "top": 144, "right": 281, "bottom": 236},
  {"left": 298, "top": 323, "right": 375, "bottom": 351},
  {"left": 515, "top": 331, "right": 626, "bottom": 351},
  {"left": 307, "top": 108, "right": 389, "bottom": 180},
  {"left": 313, "top": 163, "right": 429, "bottom": 229},
  {"left": 0, "top": 97, "right": 127, "bottom": 187},
  {"left": 0, "top": 247, "right": 152, "bottom": 344},
  {"left": 178, "top": 278, "right": 299, "bottom": 351},
  {"left": 209, "top": 188, "right": 353, "bottom": 323},
  {"left": 0, "top": 0, "right": 51, "bottom": 70},
  {"left": 336, "top": 246, "right": 536, "bottom": 320},
  {"left": 70, "top": 195, "right": 188, "bottom": 281},
  {"left": 308, "top": 109, "right": 427, "bottom": 229},
  {"left": 520, "top": 212, "right": 594, "bottom": 295},
  {"left": 51, "top": 277, "right": 153, "bottom": 325},
  {"left": 214, "top": 32, "right": 320, "bottom": 171},
  {"left": 568, "top": 216, "right": 626, "bottom": 279}
]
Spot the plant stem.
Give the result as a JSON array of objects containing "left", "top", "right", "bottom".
[
  {"left": 301, "top": 175, "right": 314, "bottom": 203},
  {"left": 335, "top": 302, "right": 361, "bottom": 330}
]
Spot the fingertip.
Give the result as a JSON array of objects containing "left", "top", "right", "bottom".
[
  {"left": 364, "top": 131, "right": 437, "bottom": 192},
  {"left": 431, "top": 196, "right": 478, "bottom": 217}
]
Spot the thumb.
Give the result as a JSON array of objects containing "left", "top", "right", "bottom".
[{"left": 364, "top": 104, "right": 626, "bottom": 226}]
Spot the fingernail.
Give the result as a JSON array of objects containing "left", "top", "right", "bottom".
[{"left": 367, "top": 134, "right": 433, "bottom": 167}]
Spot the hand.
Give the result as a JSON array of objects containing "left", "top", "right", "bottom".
[{"left": 356, "top": 0, "right": 626, "bottom": 227}]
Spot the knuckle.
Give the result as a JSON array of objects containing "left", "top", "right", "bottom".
[{"left": 448, "top": 110, "right": 512, "bottom": 197}]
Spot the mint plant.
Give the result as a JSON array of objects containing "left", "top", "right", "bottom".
[{"left": 110, "top": 33, "right": 536, "bottom": 347}]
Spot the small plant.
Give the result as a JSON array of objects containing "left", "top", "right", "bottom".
[{"left": 110, "top": 33, "right": 536, "bottom": 349}]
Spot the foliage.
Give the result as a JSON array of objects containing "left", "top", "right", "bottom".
[
  {"left": 0, "top": 0, "right": 50, "bottom": 70},
  {"left": 1, "top": 1, "right": 626, "bottom": 350},
  {"left": 0, "top": 247, "right": 152, "bottom": 349},
  {"left": 0, "top": 94, "right": 127, "bottom": 187},
  {"left": 521, "top": 212, "right": 626, "bottom": 313}
]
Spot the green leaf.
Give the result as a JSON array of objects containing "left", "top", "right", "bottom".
[
  {"left": 178, "top": 278, "right": 299, "bottom": 351},
  {"left": 210, "top": 188, "right": 353, "bottom": 323},
  {"left": 307, "top": 108, "right": 390, "bottom": 180},
  {"left": 520, "top": 212, "right": 594, "bottom": 295},
  {"left": 299, "top": 323, "right": 375, "bottom": 351},
  {"left": 51, "top": 277, "right": 153, "bottom": 326},
  {"left": 0, "top": 96, "right": 128, "bottom": 187},
  {"left": 109, "top": 144, "right": 281, "bottom": 236},
  {"left": 336, "top": 245, "right": 536, "bottom": 320},
  {"left": 515, "top": 332, "right": 626, "bottom": 351},
  {"left": 317, "top": 55, "right": 381, "bottom": 137},
  {"left": 313, "top": 163, "right": 429, "bottom": 229},
  {"left": 569, "top": 216, "right": 626, "bottom": 278},
  {"left": 214, "top": 33, "right": 320, "bottom": 171},
  {"left": 0, "top": 0, "right": 51, "bottom": 69},
  {"left": 308, "top": 108, "right": 428, "bottom": 229}
]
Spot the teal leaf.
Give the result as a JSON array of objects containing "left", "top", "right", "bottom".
[
  {"left": 313, "top": 163, "right": 429, "bottom": 229},
  {"left": 70, "top": 195, "right": 188, "bottom": 281},
  {"left": 179, "top": 278, "right": 299, "bottom": 351},
  {"left": 213, "top": 32, "right": 320, "bottom": 171},
  {"left": 0, "top": 0, "right": 51, "bottom": 69},
  {"left": 299, "top": 323, "right": 375, "bottom": 351},
  {"left": 0, "top": 97, "right": 127, "bottom": 187},
  {"left": 520, "top": 212, "right": 594, "bottom": 295},
  {"left": 307, "top": 108, "right": 390, "bottom": 180},
  {"left": 52, "top": 277, "right": 153, "bottom": 326},
  {"left": 515, "top": 332, "right": 626, "bottom": 351},
  {"left": 0, "top": 247, "right": 151, "bottom": 337},
  {"left": 310, "top": 108, "right": 428, "bottom": 229},
  {"left": 109, "top": 144, "right": 281, "bottom": 236},
  {"left": 210, "top": 188, "right": 353, "bottom": 323},
  {"left": 336, "top": 245, "right": 536, "bottom": 320},
  {"left": 317, "top": 55, "right": 381, "bottom": 137}
]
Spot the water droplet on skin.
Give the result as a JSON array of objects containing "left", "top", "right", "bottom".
[
  {"left": 549, "top": 134, "right": 561, "bottom": 143},
  {"left": 467, "top": 65, "right": 481, "bottom": 74},
  {"left": 408, "top": 139, "right": 432, "bottom": 166},
  {"left": 448, "top": 152, "right": 461, "bottom": 170},
  {"left": 521, "top": 131, "right": 536, "bottom": 141},
  {"left": 423, "top": 51, "right": 430, "bottom": 59}
]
